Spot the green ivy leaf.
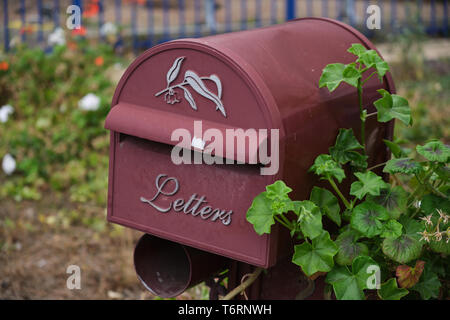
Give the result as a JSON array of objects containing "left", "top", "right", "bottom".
[
  {"left": 350, "top": 171, "right": 388, "bottom": 200},
  {"left": 420, "top": 193, "right": 450, "bottom": 215},
  {"left": 429, "top": 237, "right": 450, "bottom": 255},
  {"left": 383, "top": 139, "right": 408, "bottom": 158},
  {"left": 367, "top": 185, "right": 408, "bottom": 219},
  {"left": 416, "top": 140, "right": 450, "bottom": 163},
  {"left": 351, "top": 201, "right": 389, "bottom": 238},
  {"left": 310, "top": 186, "right": 341, "bottom": 226},
  {"left": 377, "top": 278, "right": 409, "bottom": 300},
  {"left": 434, "top": 164, "right": 450, "bottom": 181},
  {"left": 319, "top": 63, "right": 361, "bottom": 92},
  {"left": 292, "top": 200, "right": 323, "bottom": 240},
  {"left": 342, "top": 63, "right": 361, "bottom": 88},
  {"left": 357, "top": 50, "right": 389, "bottom": 78},
  {"left": 383, "top": 157, "right": 423, "bottom": 175},
  {"left": 265, "top": 180, "right": 292, "bottom": 201},
  {"left": 411, "top": 267, "right": 441, "bottom": 300},
  {"left": 309, "top": 154, "right": 346, "bottom": 183},
  {"left": 292, "top": 231, "right": 338, "bottom": 276},
  {"left": 347, "top": 43, "right": 367, "bottom": 57},
  {"left": 326, "top": 256, "right": 379, "bottom": 300},
  {"left": 374, "top": 89, "right": 412, "bottom": 126},
  {"left": 382, "top": 217, "right": 423, "bottom": 263},
  {"left": 335, "top": 229, "right": 369, "bottom": 266},
  {"left": 329, "top": 129, "right": 366, "bottom": 170},
  {"left": 246, "top": 192, "right": 275, "bottom": 235},
  {"left": 380, "top": 219, "right": 403, "bottom": 239},
  {"left": 264, "top": 180, "right": 294, "bottom": 214}
]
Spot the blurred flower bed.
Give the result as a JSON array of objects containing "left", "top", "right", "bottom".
[{"left": 0, "top": 33, "right": 124, "bottom": 206}]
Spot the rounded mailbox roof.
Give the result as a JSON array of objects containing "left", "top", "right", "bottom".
[{"left": 111, "top": 17, "right": 394, "bottom": 143}]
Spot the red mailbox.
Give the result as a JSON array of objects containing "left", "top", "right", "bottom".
[{"left": 105, "top": 18, "right": 395, "bottom": 298}]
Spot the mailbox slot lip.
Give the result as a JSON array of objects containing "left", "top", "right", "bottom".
[
  {"left": 105, "top": 102, "right": 276, "bottom": 165},
  {"left": 108, "top": 214, "right": 274, "bottom": 268}
]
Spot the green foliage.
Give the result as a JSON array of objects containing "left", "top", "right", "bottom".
[
  {"left": 292, "top": 231, "right": 338, "bottom": 277},
  {"left": 416, "top": 140, "right": 450, "bottom": 163},
  {"left": 326, "top": 256, "right": 379, "bottom": 300},
  {"left": 310, "top": 187, "right": 341, "bottom": 226},
  {"left": 334, "top": 229, "right": 368, "bottom": 266},
  {"left": 246, "top": 192, "right": 276, "bottom": 235},
  {"left": 374, "top": 89, "right": 412, "bottom": 125},
  {"left": 350, "top": 201, "right": 389, "bottom": 238},
  {"left": 293, "top": 200, "right": 323, "bottom": 240},
  {"left": 382, "top": 217, "right": 424, "bottom": 264},
  {"left": 411, "top": 266, "right": 441, "bottom": 300},
  {"left": 383, "top": 139, "right": 408, "bottom": 158},
  {"left": 383, "top": 158, "right": 423, "bottom": 175},
  {"left": 350, "top": 171, "right": 388, "bottom": 200},
  {"left": 329, "top": 128, "right": 367, "bottom": 170},
  {"left": 246, "top": 43, "right": 448, "bottom": 300},
  {"left": 378, "top": 278, "right": 409, "bottom": 300},
  {"left": 319, "top": 63, "right": 359, "bottom": 92},
  {"left": 367, "top": 185, "right": 408, "bottom": 219},
  {"left": 380, "top": 220, "right": 403, "bottom": 239},
  {"left": 309, "top": 154, "right": 346, "bottom": 183}
]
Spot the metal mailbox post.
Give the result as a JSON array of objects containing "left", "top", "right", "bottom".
[{"left": 104, "top": 18, "right": 395, "bottom": 299}]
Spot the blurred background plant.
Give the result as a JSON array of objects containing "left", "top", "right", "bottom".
[{"left": 0, "top": 0, "right": 448, "bottom": 300}]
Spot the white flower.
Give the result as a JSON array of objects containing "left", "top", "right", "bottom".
[
  {"left": 413, "top": 200, "right": 421, "bottom": 208},
  {"left": 78, "top": 93, "right": 101, "bottom": 111},
  {"left": 48, "top": 28, "right": 66, "bottom": 46},
  {"left": 437, "top": 209, "right": 449, "bottom": 224},
  {"left": 420, "top": 214, "right": 433, "bottom": 226},
  {"left": 100, "top": 22, "right": 118, "bottom": 36},
  {"left": 418, "top": 230, "right": 431, "bottom": 243},
  {"left": 0, "top": 104, "right": 14, "bottom": 123},
  {"left": 2, "top": 153, "right": 16, "bottom": 175}
]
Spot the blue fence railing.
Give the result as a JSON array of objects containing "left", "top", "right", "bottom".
[{"left": 1, "top": 0, "right": 449, "bottom": 53}]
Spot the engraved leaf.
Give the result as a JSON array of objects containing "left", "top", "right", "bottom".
[
  {"left": 182, "top": 88, "right": 197, "bottom": 110},
  {"left": 184, "top": 70, "right": 227, "bottom": 118},
  {"left": 166, "top": 57, "right": 185, "bottom": 86},
  {"left": 209, "top": 74, "right": 222, "bottom": 99}
]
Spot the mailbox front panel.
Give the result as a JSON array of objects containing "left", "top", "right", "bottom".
[
  {"left": 106, "top": 42, "right": 282, "bottom": 268},
  {"left": 109, "top": 135, "right": 275, "bottom": 267}
]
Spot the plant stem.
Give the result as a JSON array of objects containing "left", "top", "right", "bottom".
[
  {"left": 357, "top": 79, "right": 366, "bottom": 155},
  {"left": 275, "top": 215, "right": 292, "bottom": 230},
  {"left": 280, "top": 214, "right": 293, "bottom": 229},
  {"left": 327, "top": 177, "right": 352, "bottom": 209},
  {"left": 367, "top": 161, "right": 387, "bottom": 172},
  {"left": 366, "top": 112, "right": 378, "bottom": 118},
  {"left": 407, "top": 166, "right": 435, "bottom": 204},
  {"left": 426, "top": 181, "right": 449, "bottom": 199},
  {"left": 222, "top": 268, "right": 263, "bottom": 300},
  {"left": 392, "top": 174, "right": 412, "bottom": 192},
  {"left": 362, "top": 71, "right": 378, "bottom": 85}
]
